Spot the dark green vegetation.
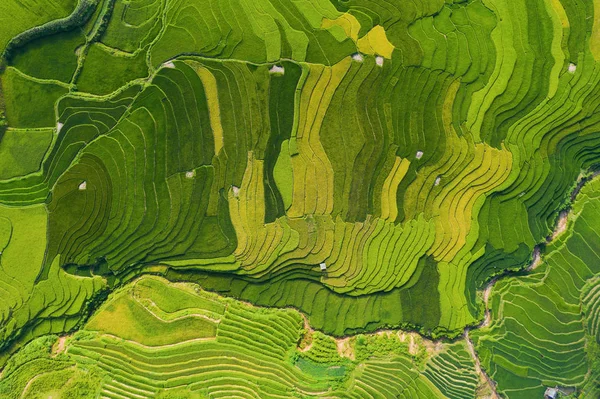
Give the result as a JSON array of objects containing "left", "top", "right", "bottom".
[{"left": 0, "top": 0, "right": 599, "bottom": 397}]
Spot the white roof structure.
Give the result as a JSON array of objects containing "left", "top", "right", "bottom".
[
  {"left": 320, "top": 262, "right": 327, "bottom": 271},
  {"left": 78, "top": 181, "right": 87, "bottom": 191},
  {"left": 56, "top": 122, "right": 64, "bottom": 133},
  {"left": 415, "top": 151, "right": 424, "bottom": 159},
  {"left": 232, "top": 186, "right": 240, "bottom": 197},
  {"left": 568, "top": 63, "right": 576, "bottom": 73},
  {"left": 375, "top": 56, "right": 384, "bottom": 66},
  {"left": 434, "top": 176, "right": 441, "bottom": 186},
  {"left": 185, "top": 170, "right": 196, "bottom": 179},
  {"left": 163, "top": 61, "right": 176, "bottom": 69},
  {"left": 269, "top": 65, "right": 285, "bottom": 75},
  {"left": 352, "top": 53, "right": 364, "bottom": 63},
  {"left": 544, "top": 387, "right": 558, "bottom": 399}
]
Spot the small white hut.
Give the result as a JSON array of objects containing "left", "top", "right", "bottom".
[{"left": 544, "top": 387, "right": 558, "bottom": 399}]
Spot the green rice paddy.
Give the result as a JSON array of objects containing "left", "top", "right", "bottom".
[{"left": 0, "top": 0, "right": 599, "bottom": 397}]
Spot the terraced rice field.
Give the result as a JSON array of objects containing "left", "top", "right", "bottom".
[
  {"left": 0, "top": 0, "right": 599, "bottom": 397},
  {"left": 472, "top": 178, "right": 600, "bottom": 398},
  {"left": 0, "top": 276, "right": 478, "bottom": 398}
]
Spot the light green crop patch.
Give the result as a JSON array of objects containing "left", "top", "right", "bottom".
[
  {"left": 0, "top": 204, "right": 47, "bottom": 291},
  {"left": 77, "top": 43, "right": 149, "bottom": 95},
  {"left": 0, "top": 0, "right": 77, "bottom": 53},
  {"left": 0, "top": 217, "right": 10, "bottom": 251},
  {"left": 0, "top": 128, "right": 53, "bottom": 180},
  {"left": 273, "top": 139, "right": 294, "bottom": 210},
  {"left": 1, "top": 68, "right": 68, "bottom": 128}
]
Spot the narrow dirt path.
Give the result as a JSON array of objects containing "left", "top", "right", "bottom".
[
  {"left": 51, "top": 335, "right": 68, "bottom": 357},
  {"left": 335, "top": 337, "right": 354, "bottom": 360},
  {"left": 464, "top": 329, "right": 500, "bottom": 399},
  {"left": 298, "top": 313, "right": 314, "bottom": 352}
]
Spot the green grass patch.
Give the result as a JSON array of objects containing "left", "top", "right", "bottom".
[
  {"left": 76, "top": 43, "right": 148, "bottom": 95},
  {"left": 9, "top": 29, "right": 85, "bottom": 83},
  {"left": 0, "top": 128, "right": 53, "bottom": 179},
  {"left": 1, "top": 68, "right": 67, "bottom": 128}
]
